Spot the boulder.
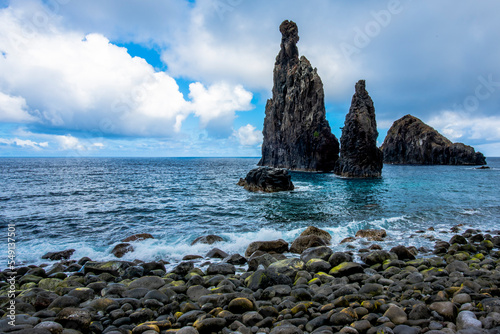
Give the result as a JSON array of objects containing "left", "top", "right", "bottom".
[
  {"left": 267, "top": 258, "right": 304, "bottom": 279},
  {"left": 382, "top": 114, "right": 486, "bottom": 165},
  {"left": 205, "top": 248, "right": 229, "bottom": 259},
  {"left": 258, "top": 20, "right": 339, "bottom": 172},
  {"left": 300, "top": 246, "right": 333, "bottom": 263},
  {"left": 355, "top": 229, "right": 387, "bottom": 241},
  {"left": 122, "top": 233, "right": 154, "bottom": 242},
  {"left": 55, "top": 307, "right": 91, "bottom": 331},
  {"left": 245, "top": 239, "right": 289, "bottom": 257},
  {"left": 290, "top": 235, "right": 328, "bottom": 254},
  {"left": 238, "top": 167, "right": 294, "bottom": 192},
  {"left": 328, "top": 252, "right": 353, "bottom": 267},
  {"left": 41, "top": 249, "right": 75, "bottom": 261},
  {"left": 298, "top": 226, "right": 332, "bottom": 243},
  {"left": 83, "top": 261, "right": 132, "bottom": 277},
  {"left": 390, "top": 245, "right": 416, "bottom": 260},
  {"left": 191, "top": 235, "right": 224, "bottom": 245},
  {"left": 111, "top": 243, "right": 134, "bottom": 258},
  {"left": 334, "top": 80, "right": 383, "bottom": 177},
  {"left": 206, "top": 263, "right": 235, "bottom": 275}
]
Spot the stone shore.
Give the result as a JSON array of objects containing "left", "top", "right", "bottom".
[{"left": 1, "top": 226, "right": 500, "bottom": 334}]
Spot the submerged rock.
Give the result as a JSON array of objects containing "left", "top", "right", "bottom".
[
  {"left": 334, "top": 80, "right": 383, "bottom": 177},
  {"left": 191, "top": 234, "right": 224, "bottom": 246},
  {"left": 41, "top": 249, "right": 75, "bottom": 261},
  {"left": 238, "top": 167, "right": 294, "bottom": 192},
  {"left": 381, "top": 114, "right": 486, "bottom": 165},
  {"left": 258, "top": 20, "right": 339, "bottom": 172},
  {"left": 111, "top": 243, "right": 134, "bottom": 258},
  {"left": 122, "top": 233, "right": 154, "bottom": 242}
]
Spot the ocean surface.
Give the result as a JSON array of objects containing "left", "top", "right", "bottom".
[{"left": 1, "top": 157, "right": 499, "bottom": 270}]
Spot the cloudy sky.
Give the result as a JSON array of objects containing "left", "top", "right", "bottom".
[{"left": 0, "top": 0, "right": 499, "bottom": 157}]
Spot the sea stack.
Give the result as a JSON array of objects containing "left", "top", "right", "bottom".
[
  {"left": 382, "top": 114, "right": 487, "bottom": 165},
  {"left": 258, "top": 20, "right": 339, "bottom": 172},
  {"left": 334, "top": 80, "right": 383, "bottom": 177}
]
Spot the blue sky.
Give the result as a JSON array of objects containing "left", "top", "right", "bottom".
[{"left": 0, "top": 0, "right": 499, "bottom": 157}]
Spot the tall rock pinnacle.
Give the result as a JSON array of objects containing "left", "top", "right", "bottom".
[
  {"left": 258, "top": 20, "right": 339, "bottom": 172},
  {"left": 334, "top": 80, "right": 383, "bottom": 177}
]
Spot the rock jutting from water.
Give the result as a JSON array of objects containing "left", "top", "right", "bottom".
[
  {"left": 237, "top": 166, "right": 294, "bottom": 192},
  {"left": 382, "top": 114, "right": 487, "bottom": 165},
  {"left": 258, "top": 20, "right": 339, "bottom": 172},
  {"left": 334, "top": 80, "right": 383, "bottom": 178}
]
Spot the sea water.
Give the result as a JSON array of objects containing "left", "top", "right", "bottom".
[{"left": 0, "top": 157, "right": 499, "bottom": 269}]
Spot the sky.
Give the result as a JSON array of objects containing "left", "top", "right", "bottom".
[{"left": 0, "top": 0, "right": 499, "bottom": 157}]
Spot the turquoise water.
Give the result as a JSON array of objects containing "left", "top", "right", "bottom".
[{"left": 0, "top": 157, "right": 499, "bottom": 268}]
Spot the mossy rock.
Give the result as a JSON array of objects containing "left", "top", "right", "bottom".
[
  {"left": 19, "top": 275, "right": 43, "bottom": 285},
  {"left": 383, "top": 266, "right": 401, "bottom": 276},
  {"left": 20, "top": 282, "right": 37, "bottom": 290},
  {"left": 87, "top": 297, "right": 119, "bottom": 311},
  {"left": 245, "top": 270, "right": 269, "bottom": 290},
  {"left": 38, "top": 278, "right": 64, "bottom": 292},
  {"left": 188, "top": 268, "right": 205, "bottom": 276},
  {"left": 313, "top": 272, "right": 334, "bottom": 283},
  {"left": 267, "top": 258, "right": 305, "bottom": 278},
  {"left": 329, "top": 262, "right": 364, "bottom": 276},
  {"left": 361, "top": 300, "right": 380, "bottom": 312},
  {"left": 454, "top": 252, "right": 470, "bottom": 261},
  {"left": 291, "top": 303, "right": 308, "bottom": 315},
  {"left": 421, "top": 267, "right": 448, "bottom": 277},
  {"left": 406, "top": 259, "right": 431, "bottom": 267},
  {"left": 169, "top": 280, "right": 185, "bottom": 287},
  {"left": 308, "top": 277, "right": 321, "bottom": 285},
  {"left": 481, "top": 240, "right": 494, "bottom": 250},
  {"left": 474, "top": 253, "right": 485, "bottom": 260}
]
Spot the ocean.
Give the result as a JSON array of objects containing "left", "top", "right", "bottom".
[{"left": 1, "top": 157, "right": 499, "bottom": 270}]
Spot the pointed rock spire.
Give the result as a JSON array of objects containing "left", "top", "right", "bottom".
[
  {"left": 259, "top": 20, "right": 339, "bottom": 172},
  {"left": 334, "top": 80, "right": 383, "bottom": 177}
]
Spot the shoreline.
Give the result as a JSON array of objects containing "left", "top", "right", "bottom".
[{"left": 1, "top": 225, "right": 500, "bottom": 334}]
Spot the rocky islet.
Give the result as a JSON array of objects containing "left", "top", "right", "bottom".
[{"left": 381, "top": 115, "right": 486, "bottom": 165}]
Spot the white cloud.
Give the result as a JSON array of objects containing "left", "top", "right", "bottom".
[
  {"left": 0, "top": 2, "right": 254, "bottom": 139},
  {"left": 0, "top": 91, "right": 36, "bottom": 123},
  {"left": 0, "top": 137, "right": 48, "bottom": 149},
  {"left": 427, "top": 111, "right": 500, "bottom": 142},
  {"left": 234, "top": 124, "right": 263, "bottom": 146},
  {"left": 189, "top": 82, "right": 253, "bottom": 136}
]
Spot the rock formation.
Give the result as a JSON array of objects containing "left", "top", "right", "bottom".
[
  {"left": 381, "top": 115, "right": 487, "bottom": 165},
  {"left": 334, "top": 80, "right": 383, "bottom": 177},
  {"left": 258, "top": 20, "right": 339, "bottom": 172},
  {"left": 237, "top": 167, "right": 294, "bottom": 192}
]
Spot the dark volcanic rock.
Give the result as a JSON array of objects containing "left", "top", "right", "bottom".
[
  {"left": 382, "top": 114, "right": 486, "bottom": 165},
  {"left": 41, "top": 249, "right": 75, "bottom": 261},
  {"left": 238, "top": 167, "right": 294, "bottom": 192},
  {"left": 334, "top": 80, "right": 383, "bottom": 177},
  {"left": 191, "top": 235, "right": 224, "bottom": 246},
  {"left": 258, "top": 20, "right": 339, "bottom": 172}
]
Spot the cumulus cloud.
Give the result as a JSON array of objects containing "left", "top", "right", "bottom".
[
  {"left": 0, "top": 1, "right": 254, "bottom": 140},
  {"left": 0, "top": 137, "right": 48, "bottom": 149},
  {"left": 427, "top": 111, "right": 500, "bottom": 142},
  {"left": 189, "top": 82, "right": 253, "bottom": 137},
  {"left": 0, "top": 92, "right": 36, "bottom": 123},
  {"left": 234, "top": 124, "right": 263, "bottom": 146}
]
